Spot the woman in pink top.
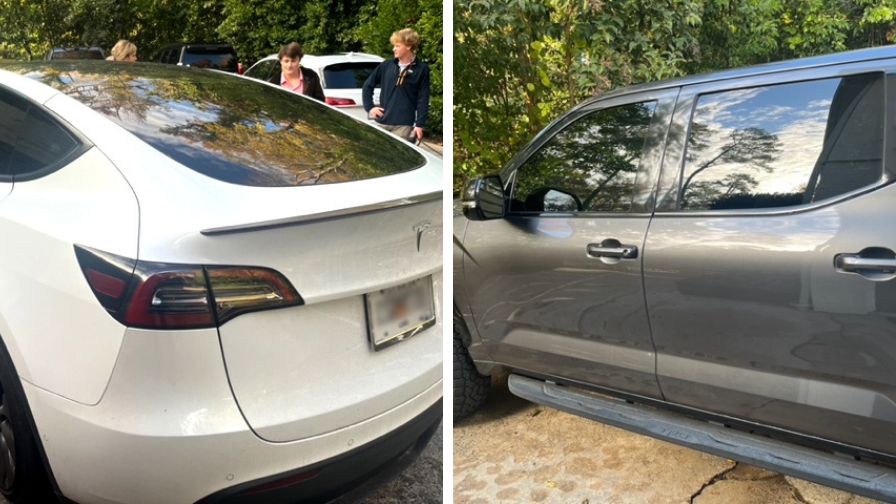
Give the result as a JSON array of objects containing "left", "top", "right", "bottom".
[{"left": 268, "top": 42, "right": 325, "bottom": 102}]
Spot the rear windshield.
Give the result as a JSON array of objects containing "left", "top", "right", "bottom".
[
  {"left": 181, "top": 47, "right": 237, "bottom": 72},
  {"left": 4, "top": 62, "right": 425, "bottom": 186},
  {"left": 323, "top": 62, "right": 380, "bottom": 89}
]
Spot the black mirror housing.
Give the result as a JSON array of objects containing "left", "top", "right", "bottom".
[{"left": 462, "top": 175, "right": 506, "bottom": 220}]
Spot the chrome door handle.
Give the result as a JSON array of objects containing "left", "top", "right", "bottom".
[
  {"left": 586, "top": 243, "right": 638, "bottom": 259},
  {"left": 835, "top": 255, "right": 896, "bottom": 273},
  {"left": 835, "top": 248, "right": 896, "bottom": 281}
]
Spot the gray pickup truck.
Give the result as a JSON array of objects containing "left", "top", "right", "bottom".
[{"left": 454, "top": 46, "right": 896, "bottom": 502}]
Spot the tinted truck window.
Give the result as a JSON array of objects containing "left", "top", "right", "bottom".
[
  {"left": 5, "top": 61, "right": 424, "bottom": 187},
  {"left": 680, "top": 73, "right": 883, "bottom": 210},
  {"left": 510, "top": 101, "right": 657, "bottom": 213},
  {"left": 181, "top": 47, "right": 237, "bottom": 72}
]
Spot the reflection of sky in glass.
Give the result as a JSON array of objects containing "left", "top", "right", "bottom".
[
  {"left": 4, "top": 61, "right": 425, "bottom": 186},
  {"left": 689, "top": 79, "right": 837, "bottom": 194}
]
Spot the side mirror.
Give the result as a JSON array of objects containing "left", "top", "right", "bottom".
[
  {"left": 540, "top": 188, "right": 581, "bottom": 212},
  {"left": 462, "top": 175, "right": 506, "bottom": 220}
]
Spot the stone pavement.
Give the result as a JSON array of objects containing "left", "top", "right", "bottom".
[
  {"left": 455, "top": 379, "right": 882, "bottom": 504},
  {"left": 356, "top": 420, "right": 443, "bottom": 503},
  {"left": 420, "top": 139, "right": 443, "bottom": 157}
]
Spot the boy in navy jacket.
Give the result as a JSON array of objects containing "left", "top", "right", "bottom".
[{"left": 363, "top": 29, "right": 430, "bottom": 143}]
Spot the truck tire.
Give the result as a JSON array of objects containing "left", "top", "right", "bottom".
[{"left": 453, "top": 318, "right": 490, "bottom": 420}]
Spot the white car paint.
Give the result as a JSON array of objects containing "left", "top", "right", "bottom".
[
  {"left": 27, "top": 326, "right": 442, "bottom": 503},
  {"left": 245, "top": 52, "right": 384, "bottom": 121},
  {"left": 0, "top": 64, "right": 442, "bottom": 503}
]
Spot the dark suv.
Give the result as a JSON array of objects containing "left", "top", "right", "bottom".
[
  {"left": 454, "top": 46, "right": 896, "bottom": 502},
  {"left": 45, "top": 47, "right": 105, "bottom": 60},
  {"left": 157, "top": 43, "right": 240, "bottom": 73}
]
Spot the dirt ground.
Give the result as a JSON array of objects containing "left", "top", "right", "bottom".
[
  {"left": 454, "top": 378, "right": 883, "bottom": 504},
  {"left": 361, "top": 420, "right": 444, "bottom": 503}
]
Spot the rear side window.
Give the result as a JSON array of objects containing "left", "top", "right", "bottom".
[
  {"left": 323, "top": 63, "right": 380, "bottom": 89},
  {"left": 680, "top": 74, "right": 884, "bottom": 211},
  {"left": 181, "top": 48, "right": 238, "bottom": 72},
  {"left": 510, "top": 101, "right": 657, "bottom": 213},
  {"left": 12, "top": 107, "right": 81, "bottom": 178},
  {"left": 246, "top": 59, "right": 278, "bottom": 81},
  {"left": 0, "top": 88, "right": 81, "bottom": 180},
  {"left": 0, "top": 89, "right": 28, "bottom": 177}
]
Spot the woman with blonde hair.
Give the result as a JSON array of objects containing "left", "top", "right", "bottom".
[{"left": 106, "top": 40, "right": 137, "bottom": 62}]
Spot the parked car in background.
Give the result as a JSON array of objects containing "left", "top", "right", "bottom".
[
  {"left": 244, "top": 52, "right": 383, "bottom": 120},
  {"left": 455, "top": 46, "right": 896, "bottom": 502},
  {"left": 44, "top": 47, "right": 105, "bottom": 60},
  {"left": 157, "top": 43, "right": 241, "bottom": 73},
  {"left": 0, "top": 60, "right": 442, "bottom": 504}
]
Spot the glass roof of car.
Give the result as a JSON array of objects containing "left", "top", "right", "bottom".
[{"left": 1, "top": 61, "right": 425, "bottom": 187}]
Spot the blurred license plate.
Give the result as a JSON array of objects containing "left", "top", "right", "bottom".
[{"left": 365, "top": 276, "right": 436, "bottom": 351}]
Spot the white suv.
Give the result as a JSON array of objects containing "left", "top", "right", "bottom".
[
  {"left": 0, "top": 60, "right": 442, "bottom": 503},
  {"left": 244, "top": 52, "right": 383, "bottom": 121}
]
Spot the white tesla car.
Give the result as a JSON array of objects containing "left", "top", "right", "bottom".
[
  {"left": 0, "top": 61, "right": 442, "bottom": 503},
  {"left": 243, "top": 52, "right": 383, "bottom": 121}
]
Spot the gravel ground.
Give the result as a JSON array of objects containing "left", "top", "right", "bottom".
[
  {"left": 455, "top": 378, "right": 883, "bottom": 504},
  {"left": 339, "top": 420, "right": 443, "bottom": 504}
]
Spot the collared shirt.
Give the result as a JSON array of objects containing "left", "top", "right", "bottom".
[{"left": 280, "top": 71, "right": 304, "bottom": 95}]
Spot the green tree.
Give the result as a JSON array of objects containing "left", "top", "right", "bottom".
[
  {"left": 454, "top": 0, "right": 701, "bottom": 191},
  {"left": 352, "top": 0, "right": 443, "bottom": 133},
  {"left": 454, "top": 0, "right": 896, "bottom": 191}
]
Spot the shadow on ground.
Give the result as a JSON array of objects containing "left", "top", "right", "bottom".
[{"left": 454, "top": 380, "right": 882, "bottom": 504}]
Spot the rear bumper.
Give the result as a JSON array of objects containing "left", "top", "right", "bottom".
[
  {"left": 22, "top": 327, "right": 442, "bottom": 504},
  {"left": 197, "top": 399, "right": 441, "bottom": 504}
]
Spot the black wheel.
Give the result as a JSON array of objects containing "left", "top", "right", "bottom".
[
  {"left": 0, "top": 339, "right": 55, "bottom": 503},
  {"left": 453, "top": 316, "right": 490, "bottom": 420}
]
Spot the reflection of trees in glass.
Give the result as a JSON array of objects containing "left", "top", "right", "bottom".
[
  {"left": 681, "top": 122, "right": 784, "bottom": 210},
  {"left": 512, "top": 102, "right": 655, "bottom": 212},
  {"left": 6, "top": 61, "right": 424, "bottom": 186}
]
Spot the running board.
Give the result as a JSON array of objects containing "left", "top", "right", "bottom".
[{"left": 508, "top": 374, "right": 896, "bottom": 502}]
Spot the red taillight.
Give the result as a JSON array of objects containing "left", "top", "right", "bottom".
[
  {"left": 75, "top": 245, "right": 303, "bottom": 329},
  {"left": 86, "top": 269, "right": 128, "bottom": 299},
  {"left": 237, "top": 62, "right": 245, "bottom": 75},
  {"left": 124, "top": 267, "right": 215, "bottom": 329},
  {"left": 325, "top": 97, "right": 356, "bottom": 107}
]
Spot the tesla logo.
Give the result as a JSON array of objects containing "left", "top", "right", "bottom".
[{"left": 413, "top": 221, "right": 432, "bottom": 252}]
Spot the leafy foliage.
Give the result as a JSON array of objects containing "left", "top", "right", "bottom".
[
  {"left": 455, "top": 0, "right": 896, "bottom": 191},
  {"left": 0, "top": 0, "right": 442, "bottom": 134}
]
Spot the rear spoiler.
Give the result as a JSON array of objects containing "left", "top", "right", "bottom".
[{"left": 200, "top": 191, "right": 441, "bottom": 236}]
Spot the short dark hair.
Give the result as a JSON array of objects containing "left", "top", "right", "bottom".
[{"left": 278, "top": 42, "right": 303, "bottom": 60}]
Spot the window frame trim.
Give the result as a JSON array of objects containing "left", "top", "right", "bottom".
[
  {"left": 0, "top": 84, "right": 92, "bottom": 184},
  {"left": 655, "top": 59, "right": 896, "bottom": 216},
  {"left": 503, "top": 87, "right": 678, "bottom": 218}
]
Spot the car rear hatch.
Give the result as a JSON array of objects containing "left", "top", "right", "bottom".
[
  {"left": 18, "top": 61, "right": 443, "bottom": 443},
  {"left": 207, "top": 194, "right": 443, "bottom": 442}
]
